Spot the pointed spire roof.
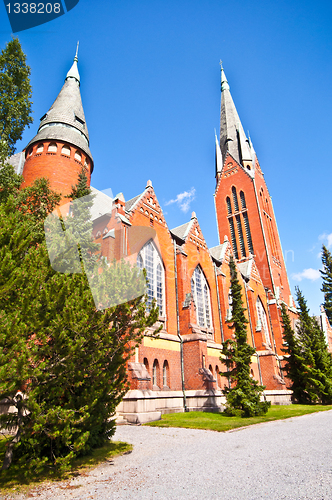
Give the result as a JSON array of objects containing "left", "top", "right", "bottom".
[
  {"left": 219, "top": 62, "right": 251, "bottom": 167},
  {"left": 25, "top": 46, "right": 93, "bottom": 169}
]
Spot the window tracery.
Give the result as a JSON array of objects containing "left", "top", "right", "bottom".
[
  {"left": 137, "top": 240, "right": 164, "bottom": 315},
  {"left": 256, "top": 297, "right": 271, "bottom": 346},
  {"left": 191, "top": 266, "right": 212, "bottom": 328}
]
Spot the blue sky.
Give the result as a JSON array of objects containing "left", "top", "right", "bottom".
[{"left": 1, "top": 0, "right": 331, "bottom": 315}]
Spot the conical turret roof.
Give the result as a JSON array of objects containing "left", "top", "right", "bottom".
[
  {"left": 219, "top": 64, "right": 251, "bottom": 167},
  {"left": 26, "top": 48, "right": 93, "bottom": 169}
]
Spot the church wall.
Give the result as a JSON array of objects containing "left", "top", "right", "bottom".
[
  {"left": 138, "top": 338, "right": 182, "bottom": 391},
  {"left": 126, "top": 187, "right": 178, "bottom": 340}
]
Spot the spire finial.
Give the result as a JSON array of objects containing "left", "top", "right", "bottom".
[
  {"left": 220, "top": 60, "right": 230, "bottom": 91},
  {"left": 66, "top": 44, "right": 80, "bottom": 84},
  {"left": 75, "top": 41, "right": 79, "bottom": 62}
]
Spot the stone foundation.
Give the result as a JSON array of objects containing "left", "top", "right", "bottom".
[{"left": 116, "top": 388, "right": 293, "bottom": 423}]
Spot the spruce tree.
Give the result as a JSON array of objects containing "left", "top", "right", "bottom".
[
  {"left": 286, "top": 287, "right": 332, "bottom": 405},
  {"left": 0, "top": 172, "right": 158, "bottom": 472},
  {"left": 280, "top": 303, "right": 312, "bottom": 403},
  {"left": 220, "top": 257, "right": 270, "bottom": 417},
  {"left": 321, "top": 245, "right": 332, "bottom": 324}
]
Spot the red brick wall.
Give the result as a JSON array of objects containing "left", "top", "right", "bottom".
[{"left": 21, "top": 140, "right": 92, "bottom": 203}]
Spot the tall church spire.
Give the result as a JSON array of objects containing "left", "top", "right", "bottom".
[
  {"left": 25, "top": 46, "right": 93, "bottom": 168},
  {"left": 219, "top": 62, "right": 251, "bottom": 168}
]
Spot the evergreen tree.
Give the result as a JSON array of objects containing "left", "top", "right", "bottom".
[
  {"left": 296, "top": 287, "right": 332, "bottom": 404},
  {"left": 280, "top": 303, "right": 312, "bottom": 403},
  {"left": 220, "top": 257, "right": 270, "bottom": 417},
  {"left": 0, "top": 38, "right": 33, "bottom": 162},
  {"left": 0, "top": 173, "right": 158, "bottom": 472},
  {"left": 321, "top": 245, "right": 332, "bottom": 324},
  {"left": 0, "top": 162, "right": 22, "bottom": 203},
  {"left": 282, "top": 288, "right": 332, "bottom": 405}
]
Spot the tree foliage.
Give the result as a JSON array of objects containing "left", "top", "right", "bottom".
[
  {"left": 220, "top": 257, "right": 270, "bottom": 417},
  {"left": 321, "top": 245, "right": 332, "bottom": 324},
  {"left": 280, "top": 303, "right": 312, "bottom": 403},
  {"left": 0, "top": 38, "right": 33, "bottom": 162},
  {"left": 0, "top": 169, "right": 158, "bottom": 473},
  {"left": 281, "top": 288, "right": 332, "bottom": 404}
]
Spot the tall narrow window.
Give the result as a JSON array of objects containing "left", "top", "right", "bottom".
[
  {"left": 61, "top": 145, "right": 70, "bottom": 156},
  {"left": 163, "top": 360, "right": 169, "bottom": 387},
  {"left": 256, "top": 297, "right": 271, "bottom": 346},
  {"left": 137, "top": 240, "right": 165, "bottom": 315},
  {"left": 228, "top": 218, "right": 239, "bottom": 259},
  {"left": 232, "top": 186, "right": 239, "bottom": 212},
  {"left": 191, "top": 266, "right": 212, "bottom": 329},
  {"left": 152, "top": 359, "right": 159, "bottom": 387},
  {"left": 243, "top": 212, "right": 254, "bottom": 254},
  {"left": 204, "top": 285, "right": 211, "bottom": 328},
  {"left": 226, "top": 196, "right": 232, "bottom": 215},
  {"left": 236, "top": 214, "right": 246, "bottom": 257},
  {"left": 75, "top": 150, "right": 82, "bottom": 162},
  {"left": 240, "top": 191, "right": 246, "bottom": 209}
]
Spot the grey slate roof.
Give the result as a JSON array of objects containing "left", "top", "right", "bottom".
[
  {"left": 6, "top": 151, "right": 25, "bottom": 175},
  {"left": 209, "top": 242, "right": 228, "bottom": 263},
  {"left": 125, "top": 192, "right": 144, "bottom": 213},
  {"left": 237, "top": 258, "right": 253, "bottom": 280},
  {"left": 26, "top": 72, "right": 93, "bottom": 167},
  {"left": 26, "top": 126, "right": 92, "bottom": 163},
  {"left": 170, "top": 220, "right": 193, "bottom": 241}
]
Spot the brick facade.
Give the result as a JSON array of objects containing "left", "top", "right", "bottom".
[{"left": 20, "top": 59, "right": 318, "bottom": 422}]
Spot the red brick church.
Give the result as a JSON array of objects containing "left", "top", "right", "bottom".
[{"left": 15, "top": 52, "right": 315, "bottom": 422}]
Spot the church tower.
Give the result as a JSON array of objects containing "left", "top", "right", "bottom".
[
  {"left": 21, "top": 46, "right": 93, "bottom": 202},
  {"left": 214, "top": 64, "right": 296, "bottom": 354}
]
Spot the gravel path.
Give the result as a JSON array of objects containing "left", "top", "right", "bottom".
[{"left": 3, "top": 410, "right": 332, "bottom": 500}]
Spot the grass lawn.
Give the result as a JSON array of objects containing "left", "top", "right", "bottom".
[
  {"left": 145, "top": 404, "right": 332, "bottom": 432},
  {"left": 0, "top": 439, "right": 132, "bottom": 494}
]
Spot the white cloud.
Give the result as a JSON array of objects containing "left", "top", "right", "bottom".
[
  {"left": 291, "top": 268, "right": 321, "bottom": 282},
  {"left": 165, "top": 187, "right": 196, "bottom": 213},
  {"left": 319, "top": 233, "right": 332, "bottom": 249}
]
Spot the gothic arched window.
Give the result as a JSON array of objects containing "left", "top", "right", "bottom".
[
  {"left": 152, "top": 359, "right": 160, "bottom": 388},
  {"left": 137, "top": 240, "right": 164, "bottom": 315},
  {"left": 226, "top": 196, "right": 232, "bottom": 215},
  {"left": 256, "top": 297, "right": 271, "bottom": 346},
  {"left": 232, "top": 186, "right": 239, "bottom": 212},
  {"left": 191, "top": 266, "right": 212, "bottom": 328},
  {"left": 163, "top": 360, "right": 169, "bottom": 387},
  {"left": 240, "top": 191, "right": 246, "bottom": 209}
]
